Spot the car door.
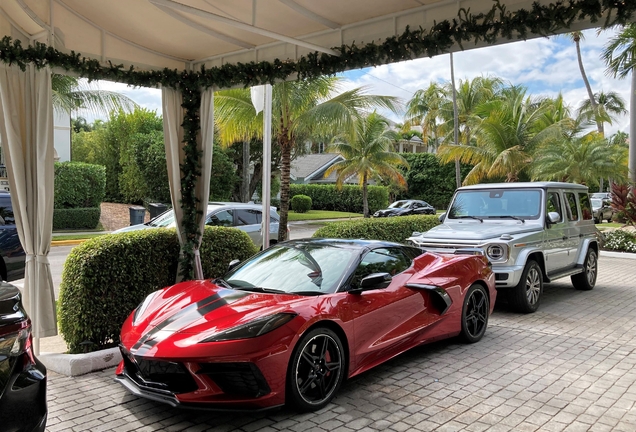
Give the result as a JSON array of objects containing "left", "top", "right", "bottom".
[
  {"left": 342, "top": 247, "right": 435, "bottom": 374},
  {"left": 543, "top": 190, "right": 571, "bottom": 273},
  {"left": 234, "top": 208, "right": 262, "bottom": 245},
  {"left": 562, "top": 191, "right": 582, "bottom": 268}
]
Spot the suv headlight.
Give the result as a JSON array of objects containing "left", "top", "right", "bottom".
[{"left": 485, "top": 244, "right": 508, "bottom": 262}]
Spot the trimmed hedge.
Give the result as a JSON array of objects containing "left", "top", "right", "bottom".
[
  {"left": 312, "top": 214, "right": 440, "bottom": 244},
  {"left": 53, "top": 208, "right": 101, "bottom": 230},
  {"left": 290, "top": 184, "right": 389, "bottom": 214},
  {"left": 291, "top": 194, "right": 312, "bottom": 213},
  {"left": 58, "top": 226, "right": 258, "bottom": 353},
  {"left": 54, "top": 162, "right": 106, "bottom": 209}
]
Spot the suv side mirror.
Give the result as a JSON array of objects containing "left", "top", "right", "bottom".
[
  {"left": 350, "top": 273, "right": 392, "bottom": 294},
  {"left": 547, "top": 212, "right": 560, "bottom": 225}
]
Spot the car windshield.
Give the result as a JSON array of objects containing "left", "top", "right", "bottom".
[
  {"left": 225, "top": 244, "right": 358, "bottom": 295},
  {"left": 448, "top": 189, "right": 542, "bottom": 220},
  {"left": 591, "top": 198, "right": 602, "bottom": 208},
  {"left": 389, "top": 201, "right": 410, "bottom": 209},
  {"left": 148, "top": 210, "right": 176, "bottom": 227}
]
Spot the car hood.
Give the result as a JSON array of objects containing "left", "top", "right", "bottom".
[
  {"left": 420, "top": 221, "right": 541, "bottom": 241},
  {"left": 112, "top": 223, "right": 154, "bottom": 233},
  {"left": 376, "top": 208, "right": 408, "bottom": 215},
  {"left": 122, "top": 280, "right": 303, "bottom": 355}
]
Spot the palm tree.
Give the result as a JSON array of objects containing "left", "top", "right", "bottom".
[
  {"left": 565, "top": 31, "right": 602, "bottom": 134},
  {"left": 325, "top": 112, "right": 408, "bottom": 217},
  {"left": 51, "top": 74, "right": 138, "bottom": 116},
  {"left": 602, "top": 24, "right": 636, "bottom": 183},
  {"left": 405, "top": 83, "right": 446, "bottom": 151},
  {"left": 577, "top": 91, "right": 627, "bottom": 136},
  {"left": 215, "top": 77, "right": 400, "bottom": 241},
  {"left": 439, "top": 86, "right": 551, "bottom": 184}
]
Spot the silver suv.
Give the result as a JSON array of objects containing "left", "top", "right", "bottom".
[
  {"left": 113, "top": 202, "right": 286, "bottom": 247},
  {"left": 408, "top": 182, "right": 601, "bottom": 313}
]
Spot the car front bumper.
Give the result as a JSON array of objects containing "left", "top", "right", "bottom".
[{"left": 0, "top": 355, "right": 47, "bottom": 432}]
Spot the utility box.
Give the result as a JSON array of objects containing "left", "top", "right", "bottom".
[{"left": 129, "top": 206, "right": 146, "bottom": 226}]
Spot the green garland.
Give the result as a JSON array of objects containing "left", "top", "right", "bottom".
[{"left": 1, "top": 0, "right": 634, "bottom": 279}]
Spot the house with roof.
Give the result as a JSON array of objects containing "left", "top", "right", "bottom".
[{"left": 290, "top": 153, "right": 363, "bottom": 184}]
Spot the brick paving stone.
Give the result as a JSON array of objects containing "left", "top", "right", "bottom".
[{"left": 45, "top": 256, "right": 636, "bottom": 431}]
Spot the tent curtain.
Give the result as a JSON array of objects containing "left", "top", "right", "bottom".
[
  {"left": 0, "top": 64, "right": 56, "bottom": 345},
  {"left": 162, "top": 87, "right": 214, "bottom": 281}
]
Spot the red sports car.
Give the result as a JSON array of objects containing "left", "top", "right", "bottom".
[{"left": 116, "top": 238, "right": 495, "bottom": 412}]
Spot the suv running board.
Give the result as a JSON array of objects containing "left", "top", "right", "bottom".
[{"left": 546, "top": 265, "right": 583, "bottom": 283}]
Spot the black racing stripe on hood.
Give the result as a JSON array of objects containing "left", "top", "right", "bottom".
[{"left": 132, "top": 288, "right": 248, "bottom": 354}]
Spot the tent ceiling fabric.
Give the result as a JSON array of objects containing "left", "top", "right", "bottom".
[{"left": 0, "top": 0, "right": 610, "bottom": 73}]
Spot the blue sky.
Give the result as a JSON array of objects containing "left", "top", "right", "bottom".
[{"left": 95, "top": 28, "right": 630, "bottom": 135}]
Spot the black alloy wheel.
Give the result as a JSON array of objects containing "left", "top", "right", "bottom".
[
  {"left": 288, "top": 328, "right": 345, "bottom": 412},
  {"left": 460, "top": 284, "right": 489, "bottom": 343}
]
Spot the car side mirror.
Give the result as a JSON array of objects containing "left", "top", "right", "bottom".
[
  {"left": 547, "top": 212, "right": 560, "bottom": 225},
  {"left": 439, "top": 212, "right": 446, "bottom": 223},
  {"left": 350, "top": 273, "right": 392, "bottom": 294},
  {"left": 227, "top": 259, "right": 241, "bottom": 273}
]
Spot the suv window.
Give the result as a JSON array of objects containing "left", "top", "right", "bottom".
[
  {"left": 546, "top": 192, "right": 563, "bottom": 223},
  {"left": 578, "top": 193, "right": 593, "bottom": 221},
  {"left": 235, "top": 209, "right": 261, "bottom": 226},
  {"left": 0, "top": 197, "right": 14, "bottom": 225},
  {"left": 565, "top": 192, "right": 579, "bottom": 221},
  {"left": 207, "top": 209, "right": 234, "bottom": 227}
]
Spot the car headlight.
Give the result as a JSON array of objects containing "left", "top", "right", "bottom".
[
  {"left": 373, "top": 212, "right": 380, "bottom": 217},
  {"left": 133, "top": 290, "right": 162, "bottom": 325},
  {"left": 200, "top": 312, "right": 297, "bottom": 342},
  {"left": 485, "top": 244, "right": 508, "bottom": 262}
]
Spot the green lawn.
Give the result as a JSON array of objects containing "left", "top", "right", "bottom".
[
  {"left": 287, "top": 210, "right": 362, "bottom": 221},
  {"left": 597, "top": 222, "right": 627, "bottom": 230}
]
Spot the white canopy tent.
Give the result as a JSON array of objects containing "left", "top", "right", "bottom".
[{"left": 0, "top": 0, "right": 631, "bottom": 354}]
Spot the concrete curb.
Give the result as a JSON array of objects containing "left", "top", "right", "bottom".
[
  {"left": 601, "top": 250, "right": 636, "bottom": 260},
  {"left": 39, "top": 347, "right": 121, "bottom": 376},
  {"left": 51, "top": 239, "right": 87, "bottom": 246}
]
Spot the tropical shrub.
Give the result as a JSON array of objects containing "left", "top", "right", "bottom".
[
  {"left": 291, "top": 195, "right": 312, "bottom": 213},
  {"left": 603, "top": 229, "right": 636, "bottom": 253},
  {"left": 289, "top": 184, "right": 388, "bottom": 214},
  {"left": 313, "top": 214, "right": 440, "bottom": 244},
  {"left": 52, "top": 208, "right": 101, "bottom": 230},
  {"left": 58, "top": 226, "right": 257, "bottom": 353},
  {"left": 397, "top": 153, "right": 472, "bottom": 210},
  {"left": 54, "top": 162, "right": 106, "bottom": 209},
  {"left": 611, "top": 183, "right": 636, "bottom": 225}
]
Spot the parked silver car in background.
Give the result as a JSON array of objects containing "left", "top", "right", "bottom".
[
  {"left": 113, "top": 202, "right": 286, "bottom": 247},
  {"left": 591, "top": 198, "right": 614, "bottom": 223},
  {"left": 408, "top": 182, "right": 601, "bottom": 314}
]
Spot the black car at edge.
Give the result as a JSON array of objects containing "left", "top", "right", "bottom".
[
  {"left": 0, "top": 281, "right": 47, "bottom": 432},
  {"left": 373, "top": 200, "right": 436, "bottom": 218},
  {"left": 0, "top": 192, "right": 25, "bottom": 282}
]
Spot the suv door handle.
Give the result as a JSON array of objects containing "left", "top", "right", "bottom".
[
  {"left": 579, "top": 234, "right": 583, "bottom": 238},
  {"left": 562, "top": 236, "right": 568, "bottom": 240}
]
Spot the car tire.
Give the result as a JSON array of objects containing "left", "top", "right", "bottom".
[
  {"left": 287, "top": 327, "right": 345, "bottom": 412},
  {"left": 510, "top": 260, "right": 543, "bottom": 313},
  {"left": 460, "top": 284, "right": 489, "bottom": 343},
  {"left": 571, "top": 248, "right": 597, "bottom": 291}
]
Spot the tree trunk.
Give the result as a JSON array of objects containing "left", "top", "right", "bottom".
[
  {"left": 630, "top": 69, "right": 636, "bottom": 184},
  {"left": 575, "top": 36, "right": 602, "bottom": 135},
  {"left": 278, "top": 135, "right": 292, "bottom": 242},
  {"left": 242, "top": 140, "right": 250, "bottom": 202},
  {"left": 362, "top": 173, "right": 369, "bottom": 218},
  {"left": 450, "top": 52, "right": 461, "bottom": 189}
]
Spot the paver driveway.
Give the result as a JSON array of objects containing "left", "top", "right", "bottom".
[{"left": 46, "top": 255, "right": 636, "bottom": 432}]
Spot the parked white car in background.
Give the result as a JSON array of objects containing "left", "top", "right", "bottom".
[{"left": 113, "top": 202, "right": 286, "bottom": 247}]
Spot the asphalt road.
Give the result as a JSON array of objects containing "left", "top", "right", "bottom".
[{"left": 13, "top": 222, "right": 323, "bottom": 300}]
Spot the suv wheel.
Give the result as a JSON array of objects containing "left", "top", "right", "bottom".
[
  {"left": 510, "top": 260, "right": 543, "bottom": 313},
  {"left": 571, "top": 248, "right": 597, "bottom": 291}
]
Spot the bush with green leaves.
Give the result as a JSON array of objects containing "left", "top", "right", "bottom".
[
  {"left": 54, "top": 162, "right": 106, "bottom": 209},
  {"left": 290, "top": 184, "right": 388, "bottom": 214},
  {"left": 313, "top": 214, "right": 440, "bottom": 244},
  {"left": 58, "top": 226, "right": 257, "bottom": 353},
  {"left": 291, "top": 194, "right": 312, "bottom": 213},
  {"left": 603, "top": 229, "right": 636, "bottom": 253},
  {"left": 398, "top": 153, "right": 472, "bottom": 210},
  {"left": 53, "top": 208, "right": 101, "bottom": 230}
]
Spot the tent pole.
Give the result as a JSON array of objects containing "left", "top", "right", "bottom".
[{"left": 262, "top": 84, "right": 272, "bottom": 250}]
